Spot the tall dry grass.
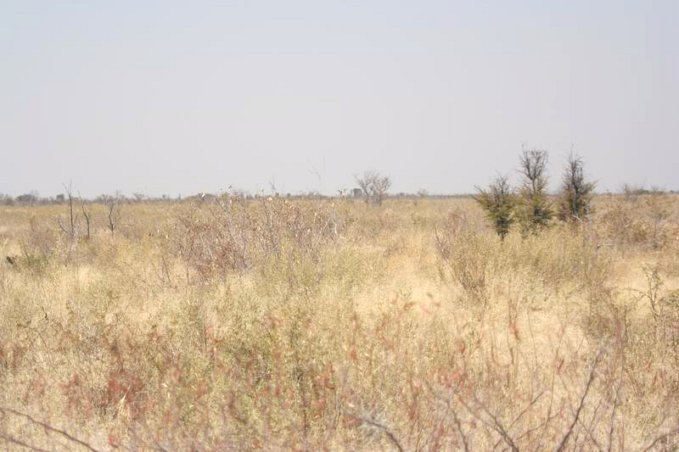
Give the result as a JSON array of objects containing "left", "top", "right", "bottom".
[{"left": 0, "top": 194, "right": 677, "bottom": 450}]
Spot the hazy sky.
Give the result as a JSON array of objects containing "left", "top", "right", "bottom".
[{"left": 1, "top": 1, "right": 677, "bottom": 197}]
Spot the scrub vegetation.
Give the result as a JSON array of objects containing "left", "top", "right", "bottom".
[{"left": 1, "top": 190, "right": 678, "bottom": 450}]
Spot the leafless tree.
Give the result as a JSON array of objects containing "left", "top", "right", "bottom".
[
  {"left": 103, "top": 192, "right": 122, "bottom": 236},
  {"left": 79, "top": 194, "right": 91, "bottom": 241},
  {"left": 57, "top": 183, "right": 77, "bottom": 241},
  {"left": 355, "top": 170, "right": 392, "bottom": 206},
  {"left": 356, "top": 174, "right": 372, "bottom": 204}
]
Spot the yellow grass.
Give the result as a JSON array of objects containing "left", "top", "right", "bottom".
[{"left": 0, "top": 194, "right": 678, "bottom": 450}]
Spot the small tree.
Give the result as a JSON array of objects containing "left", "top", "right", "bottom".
[
  {"left": 80, "top": 194, "right": 92, "bottom": 241},
  {"left": 559, "top": 154, "right": 595, "bottom": 222},
  {"left": 102, "top": 193, "right": 122, "bottom": 236},
  {"left": 517, "top": 149, "right": 553, "bottom": 235},
  {"left": 355, "top": 170, "right": 391, "bottom": 206},
  {"left": 475, "top": 175, "right": 515, "bottom": 241},
  {"left": 356, "top": 177, "right": 371, "bottom": 204},
  {"left": 57, "top": 183, "right": 77, "bottom": 241}
]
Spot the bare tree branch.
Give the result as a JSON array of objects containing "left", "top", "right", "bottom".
[
  {"left": 348, "top": 411, "right": 405, "bottom": 452},
  {"left": 555, "top": 349, "right": 604, "bottom": 452},
  {"left": 0, "top": 432, "right": 50, "bottom": 452},
  {"left": 640, "top": 425, "right": 679, "bottom": 452},
  {"left": 0, "top": 406, "right": 101, "bottom": 452}
]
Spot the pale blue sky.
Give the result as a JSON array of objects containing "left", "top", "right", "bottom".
[{"left": 1, "top": 1, "right": 677, "bottom": 197}]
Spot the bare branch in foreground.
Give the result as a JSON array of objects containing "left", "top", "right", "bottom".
[
  {"left": 555, "top": 349, "right": 604, "bottom": 452},
  {"left": 641, "top": 425, "right": 679, "bottom": 452},
  {"left": 0, "top": 406, "right": 100, "bottom": 452},
  {"left": 349, "top": 411, "right": 405, "bottom": 452}
]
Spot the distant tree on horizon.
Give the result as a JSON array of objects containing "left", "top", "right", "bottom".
[{"left": 355, "top": 170, "right": 391, "bottom": 206}]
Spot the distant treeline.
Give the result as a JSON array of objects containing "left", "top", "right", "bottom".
[
  {"left": 0, "top": 185, "right": 675, "bottom": 206},
  {"left": 0, "top": 191, "right": 467, "bottom": 206},
  {"left": 0, "top": 192, "right": 177, "bottom": 206}
]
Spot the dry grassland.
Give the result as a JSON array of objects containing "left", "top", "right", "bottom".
[{"left": 0, "top": 194, "right": 678, "bottom": 450}]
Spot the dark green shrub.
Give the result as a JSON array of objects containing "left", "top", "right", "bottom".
[
  {"left": 516, "top": 149, "right": 553, "bottom": 235},
  {"left": 475, "top": 175, "right": 515, "bottom": 241}
]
